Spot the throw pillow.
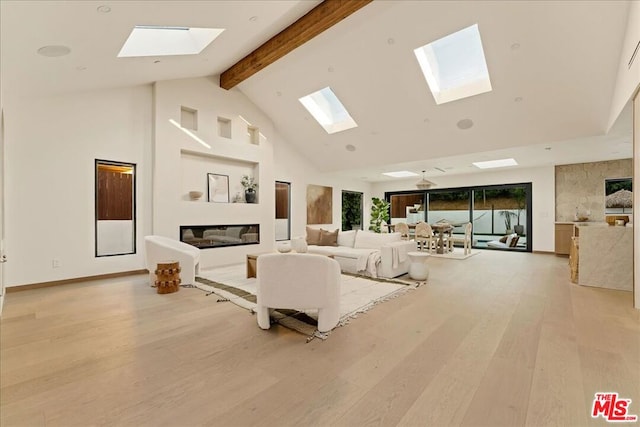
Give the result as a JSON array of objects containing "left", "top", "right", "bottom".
[
  {"left": 337, "top": 230, "right": 357, "bottom": 247},
  {"left": 499, "top": 235, "right": 508, "bottom": 243},
  {"left": 306, "top": 226, "right": 321, "bottom": 245},
  {"left": 505, "top": 233, "right": 518, "bottom": 247},
  {"left": 319, "top": 228, "right": 339, "bottom": 246},
  {"left": 509, "top": 235, "right": 520, "bottom": 248}
]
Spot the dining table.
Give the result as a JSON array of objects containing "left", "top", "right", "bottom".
[{"left": 430, "top": 223, "right": 453, "bottom": 254}]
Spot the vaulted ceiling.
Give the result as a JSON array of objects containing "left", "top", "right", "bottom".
[{"left": 1, "top": 1, "right": 633, "bottom": 182}]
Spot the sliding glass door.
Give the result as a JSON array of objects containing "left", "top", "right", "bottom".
[{"left": 385, "top": 183, "right": 532, "bottom": 252}]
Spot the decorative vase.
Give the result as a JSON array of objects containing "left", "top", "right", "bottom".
[
  {"left": 245, "top": 188, "right": 257, "bottom": 203},
  {"left": 276, "top": 242, "right": 292, "bottom": 253},
  {"left": 291, "top": 237, "right": 308, "bottom": 253},
  {"left": 514, "top": 225, "right": 524, "bottom": 235},
  {"left": 188, "top": 191, "right": 203, "bottom": 200}
]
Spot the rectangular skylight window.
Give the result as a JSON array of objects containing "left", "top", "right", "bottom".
[
  {"left": 382, "top": 171, "right": 419, "bottom": 178},
  {"left": 118, "top": 25, "right": 224, "bottom": 58},
  {"left": 414, "top": 24, "right": 492, "bottom": 105},
  {"left": 298, "top": 87, "right": 357, "bottom": 134},
  {"left": 472, "top": 158, "right": 518, "bottom": 169}
]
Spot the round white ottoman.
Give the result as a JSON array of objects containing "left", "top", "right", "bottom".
[{"left": 407, "top": 251, "right": 430, "bottom": 281}]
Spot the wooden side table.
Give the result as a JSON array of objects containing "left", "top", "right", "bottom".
[{"left": 246, "top": 253, "right": 260, "bottom": 278}]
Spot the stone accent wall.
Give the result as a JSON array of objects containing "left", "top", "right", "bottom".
[{"left": 555, "top": 159, "right": 632, "bottom": 222}]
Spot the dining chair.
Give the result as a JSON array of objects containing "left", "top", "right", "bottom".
[
  {"left": 394, "top": 222, "right": 410, "bottom": 240},
  {"left": 414, "top": 221, "right": 435, "bottom": 253}
]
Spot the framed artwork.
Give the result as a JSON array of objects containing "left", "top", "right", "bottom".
[
  {"left": 207, "top": 173, "right": 230, "bottom": 203},
  {"left": 307, "top": 184, "right": 333, "bottom": 224}
]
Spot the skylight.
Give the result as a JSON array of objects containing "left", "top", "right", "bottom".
[
  {"left": 414, "top": 24, "right": 492, "bottom": 105},
  {"left": 472, "top": 158, "right": 518, "bottom": 169},
  {"left": 118, "top": 26, "right": 224, "bottom": 58},
  {"left": 382, "top": 171, "right": 419, "bottom": 178},
  {"left": 298, "top": 87, "right": 357, "bottom": 134}
]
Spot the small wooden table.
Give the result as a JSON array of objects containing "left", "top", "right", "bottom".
[{"left": 246, "top": 253, "right": 267, "bottom": 278}]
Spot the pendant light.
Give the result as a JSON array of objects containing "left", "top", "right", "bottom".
[{"left": 416, "top": 170, "right": 435, "bottom": 190}]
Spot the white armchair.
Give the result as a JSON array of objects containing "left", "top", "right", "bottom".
[
  {"left": 256, "top": 253, "right": 341, "bottom": 333},
  {"left": 144, "top": 235, "right": 201, "bottom": 285}
]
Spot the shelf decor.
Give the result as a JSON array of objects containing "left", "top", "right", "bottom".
[
  {"left": 207, "top": 173, "right": 230, "bottom": 203},
  {"left": 241, "top": 175, "right": 258, "bottom": 203}
]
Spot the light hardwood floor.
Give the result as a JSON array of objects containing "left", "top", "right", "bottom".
[{"left": 1, "top": 250, "right": 638, "bottom": 426}]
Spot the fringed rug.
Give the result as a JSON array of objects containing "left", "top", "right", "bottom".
[{"left": 195, "top": 264, "right": 423, "bottom": 341}]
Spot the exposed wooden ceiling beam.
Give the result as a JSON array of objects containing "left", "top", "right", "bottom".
[{"left": 220, "top": 0, "right": 373, "bottom": 90}]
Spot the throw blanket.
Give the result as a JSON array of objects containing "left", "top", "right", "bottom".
[
  {"left": 357, "top": 251, "right": 381, "bottom": 278},
  {"left": 391, "top": 244, "right": 409, "bottom": 269}
]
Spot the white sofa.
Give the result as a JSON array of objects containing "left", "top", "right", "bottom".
[
  {"left": 144, "top": 235, "right": 201, "bottom": 285},
  {"left": 306, "top": 230, "right": 417, "bottom": 278}
]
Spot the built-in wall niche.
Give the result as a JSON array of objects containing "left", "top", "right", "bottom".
[
  {"left": 180, "top": 106, "right": 198, "bottom": 130},
  {"left": 218, "top": 117, "right": 232, "bottom": 139},
  {"left": 180, "top": 149, "right": 259, "bottom": 203},
  {"left": 247, "top": 126, "right": 259, "bottom": 145}
]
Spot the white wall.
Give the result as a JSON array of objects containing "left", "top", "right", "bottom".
[
  {"left": 608, "top": 0, "right": 640, "bottom": 131},
  {"left": 153, "top": 77, "right": 276, "bottom": 268},
  {"left": 371, "top": 166, "right": 556, "bottom": 252},
  {"left": 4, "top": 86, "right": 153, "bottom": 286},
  {"left": 272, "top": 131, "right": 372, "bottom": 239}
]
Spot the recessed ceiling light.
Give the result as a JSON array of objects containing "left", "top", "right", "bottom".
[
  {"left": 249, "top": 16, "right": 258, "bottom": 22},
  {"left": 298, "top": 87, "right": 358, "bottom": 134},
  {"left": 414, "top": 24, "right": 492, "bottom": 105},
  {"left": 514, "top": 96, "right": 523, "bottom": 102},
  {"left": 511, "top": 42, "right": 520, "bottom": 50},
  {"left": 545, "top": 147, "right": 552, "bottom": 151},
  {"left": 387, "top": 38, "right": 395, "bottom": 45},
  {"left": 328, "top": 66, "right": 334, "bottom": 72},
  {"left": 472, "top": 158, "right": 518, "bottom": 169},
  {"left": 423, "top": 117, "right": 430, "bottom": 123},
  {"left": 37, "top": 45, "right": 71, "bottom": 57},
  {"left": 457, "top": 118, "right": 474, "bottom": 130},
  {"left": 118, "top": 25, "right": 224, "bottom": 57},
  {"left": 153, "top": 60, "right": 161, "bottom": 63},
  {"left": 345, "top": 144, "right": 356, "bottom": 152},
  {"left": 276, "top": 91, "right": 282, "bottom": 97},
  {"left": 382, "top": 171, "right": 419, "bottom": 178},
  {"left": 97, "top": 5, "right": 111, "bottom": 13}
]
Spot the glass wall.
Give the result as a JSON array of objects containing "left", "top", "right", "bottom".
[
  {"left": 389, "top": 193, "right": 424, "bottom": 224},
  {"left": 385, "top": 183, "right": 532, "bottom": 252}
]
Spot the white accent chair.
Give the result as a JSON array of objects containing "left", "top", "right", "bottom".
[
  {"left": 256, "top": 253, "right": 341, "bottom": 333},
  {"left": 144, "top": 235, "right": 201, "bottom": 285}
]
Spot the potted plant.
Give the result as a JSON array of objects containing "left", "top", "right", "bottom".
[
  {"left": 369, "top": 197, "right": 390, "bottom": 233},
  {"left": 513, "top": 188, "right": 526, "bottom": 235},
  {"left": 241, "top": 175, "right": 258, "bottom": 203},
  {"left": 499, "top": 210, "right": 517, "bottom": 234}
]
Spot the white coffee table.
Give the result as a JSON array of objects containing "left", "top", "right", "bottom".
[{"left": 407, "top": 251, "right": 430, "bottom": 281}]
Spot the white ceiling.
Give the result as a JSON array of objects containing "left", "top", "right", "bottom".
[{"left": 1, "top": 0, "right": 633, "bottom": 182}]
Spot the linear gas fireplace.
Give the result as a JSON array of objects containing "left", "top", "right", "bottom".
[{"left": 180, "top": 224, "right": 260, "bottom": 249}]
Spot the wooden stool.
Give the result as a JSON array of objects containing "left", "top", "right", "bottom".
[{"left": 155, "top": 261, "right": 181, "bottom": 294}]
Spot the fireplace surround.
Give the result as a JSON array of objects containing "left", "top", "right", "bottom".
[{"left": 180, "top": 224, "right": 259, "bottom": 249}]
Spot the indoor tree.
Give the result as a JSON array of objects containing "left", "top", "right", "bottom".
[{"left": 369, "top": 197, "right": 390, "bottom": 233}]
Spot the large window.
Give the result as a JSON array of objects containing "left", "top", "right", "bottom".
[
  {"left": 385, "top": 183, "right": 532, "bottom": 252},
  {"left": 342, "top": 190, "right": 363, "bottom": 231}
]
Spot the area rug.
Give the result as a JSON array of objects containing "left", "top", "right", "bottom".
[{"left": 195, "top": 264, "right": 422, "bottom": 341}]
